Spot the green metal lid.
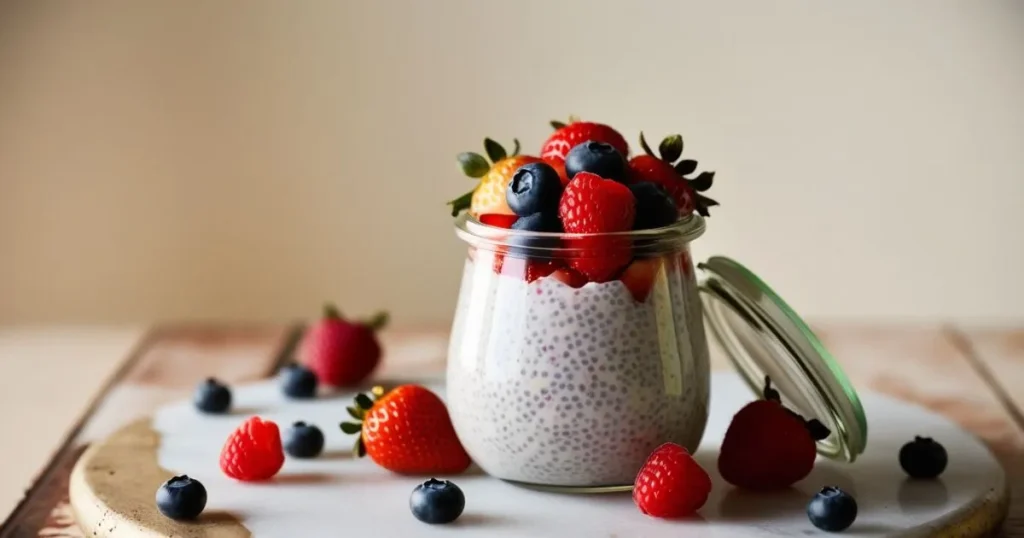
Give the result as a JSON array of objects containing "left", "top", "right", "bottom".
[{"left": 698, "top": 256, "right": 868, "bottom": 462}]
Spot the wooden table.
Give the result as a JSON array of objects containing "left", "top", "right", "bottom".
[{"left": 0, "top": 323, "right": 1021, "bottom": 537}]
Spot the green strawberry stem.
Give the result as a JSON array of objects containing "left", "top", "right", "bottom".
[
  {"left": 484, "top": 138, "right": 506, "bottom": 163},
  {"left": 763, "top": 376, "right": 833, "bottom": 441},
  {"left": 658, "top": 134, "right": 683, "bottom": 163},
  {"left": 340, "top": 385, "right": 387, "bottom": 458},
  {"left": 458, "top": 152, "right": 490, "bottom": 178},
  {"left": 638, "top": 132, "right": 656, "bottom": 157},
  {"left": 323, "top": 303, "right": 342, "bottom": 320},
  {"left": 762, "top": 376, "right": 781, "bottom": 402},
  {"left": 366, "top": 311, "right": 389, "bottom": 331},
  {"left": 447, "top": 190, "right": 474, "bottom": 217}
]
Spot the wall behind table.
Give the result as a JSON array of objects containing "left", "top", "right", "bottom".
[{"left": 1, "top": 1, "right": 1022, "bottom": 325}]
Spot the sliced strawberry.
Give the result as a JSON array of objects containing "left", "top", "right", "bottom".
[
  {"left": 550, "top": 266, "right": 589, "bottom": 288},
  {"left": 479, "top": 213, "right": 519, "bottom": 228},
  {"left": 565, "top": 236, "right": 632, "bottom": 283},
  {"left": 621, "top": 258, "right": 663, "bottom": 302},
  {"left": 494, "top": 255, "right": 561, "bottom": 283}
]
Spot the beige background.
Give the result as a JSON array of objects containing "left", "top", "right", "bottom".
[{"left": 1, "top": 1, "right": 1022, "bottom": 326}]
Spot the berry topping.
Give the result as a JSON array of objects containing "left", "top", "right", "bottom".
[
  {"left": 620, "top": 258, "right": 663, "bottom": 302},
  {"left": 340, "top": 385, "right": 472, "bottom": 475},
  {"left": 807, "top": 486, "right": 858, "bottom": 532},
  {"left": 899, "top": 436, "right": 948, "bottom": 479},
  {"left": 450, "top": 138, "right": 540, "bottom": 217},
  {"left": 155, "top": 475, "right": 207, "bottom": 521},
  {"left": 507, "top": 212, "right": 562, "bottom": 256},
  {"left": 629, "top": 182, "right": 679, "bottom": 230},
  {"left": 633, "top": 442, "right": 711, "bottom": 518},
  {"left": 220, "top": 416, "right": 285, "bottom": 481},
  {"left": 542, "top": 156, "right": 570, "bottom": 185},
  {"left": 564, "top": 141, "right": 628, "bottom": 183},
  {"left": 496, "top": 256, "right": 562, "bottom": 283},
  {"left": 564, "top": 236, "right": 633, "bottom": 283},
  {"left": 299, "top": 304, "right": 388, "bottom": 388},
  {"left": 628, "top": 132, "right": 718, "bottom": 217},
  {"left": 478, "top": 214, "right": 518, "bottom": 229},
  {"left": 506, "top": 162, "right": 564, "bottom": 216},
  {"left": 542, "top": 118, "right": 629, "bottom": 162},
  {"left": 718, "top": 377, "right": 830, "bottom": 491},
  {"left": 558, "top": 172, "right": 636, "bottom": 234},
  {"left": 409, "top": 478, "right": 466, "bottom": 525},
  {"left": 279, "top": 363, "right": 318, "bottom": 399},
  {"left": 193, "top": 378, "right": 231, "bottom": 414},
  {"left": 284, "top": 421, "right": 325, "bottom": 459},
  {"left": 549, "top": 266, "right": 589, "bottom": 288}
]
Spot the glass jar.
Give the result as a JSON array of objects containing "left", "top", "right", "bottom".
[{"left": 446, "top": 213, "right": 868, "bottom": 491}]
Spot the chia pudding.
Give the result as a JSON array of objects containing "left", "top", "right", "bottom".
[{"left": 446, "top": 251, "right": 710, "bottom": 487}]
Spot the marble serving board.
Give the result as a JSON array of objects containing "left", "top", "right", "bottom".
[{"left": 69, "top": 372, "right": 1008, "bottom": 537}]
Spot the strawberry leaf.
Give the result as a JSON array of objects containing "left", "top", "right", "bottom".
[
  {"left": 695, "top": 194, "right": 719, "bottom": 217},
  {"left": 447, "top": 190, "right": 474, "bottom": 217},
  {"left": 550, "top": 120, "right": 567, "bottom": 130},
  {"left": 689, "top": 171, "right": 715, "bottom": 192},
  {"left": 484, "top": 138, "right": 506, "bottom": 163},
  {"left": 510, "top": 138, "right": 521, "bottom": 157},
  {"left": 353, "top": 437, "right": 366, "bottom": 458},
  {"left": 806, "top": 419, "right": 831, "bottom": 441},
  {"left": 458, "top": 152, "right": 490, "bottom": 178},
  {"left": 354, "top": 393, "right": 374, "bottom": 410},
  {"left": 638, "top": 132, "right": 656, "bottom": 157},
  {"left": 340, "top": 422, "right": 362, "bottom": 434},
  {"left": 658, "top": 134, "right": 683, "bottom": 163},
  {"left": 345, "top": 407, "right": 363, "bottom": 420},
  {"left": 674, "top": 159, "right": 698, "bottom": 176}
]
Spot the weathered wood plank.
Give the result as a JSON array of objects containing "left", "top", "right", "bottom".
[{"left": 0, "top": 324, "right": 298, "bottom": 538}]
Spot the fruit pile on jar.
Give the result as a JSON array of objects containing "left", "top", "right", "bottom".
[
  {"left": 155, "top": 303, "right": 950, "bottom": 534},
  {"left": 448, "top": 117, "right": 719, "bottom": 298}
]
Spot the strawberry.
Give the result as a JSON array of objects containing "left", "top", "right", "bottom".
[
  {"left": 550, "top": 266, "right": 588, "bottom": 288},
  {"left": 449, "top": 138, "right": 540, "bottom": 217},
  {"left": 341, "top": 385, "right": 472, "bottom": 475},
  {"left": 495, "top": 255, "right": 561, "bottom": 283},
  {"left": 558, "top": 172, "right": 636, "bottom": 282},
  {"left": 220, "top": 417, "right": 285, "bottom": 481},
  {"left": 479, "top": 213, "right": 518, "bottom": 228},
  {"left": 299, "top": 304, "right": 387, "bottom": 388},
  {"left": 541, "top": 117, "right": 629, "bottom": 162},
  {"left": 620, "top": 258, "right": 663, "bottom": 302},
  {"left": 543, "top": 156, "right": 570, "bottom": 185},
  {"left": 633, "top": 442, "right": 712, "bottom": 518},
  {"left": 627, "top": 132, "right": 719, "bottom": 217},
  {"left": 718, "top": 377, "right": 831, "bottom": 491}
]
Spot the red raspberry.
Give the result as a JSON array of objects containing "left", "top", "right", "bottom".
[
  {"left": 564, "top": 236, "right": 632, "bottom": 283},
  {"left": 220, "top": 416, "right": 285, "bottom": 481},
  {"left": 558, "top": 172, "right": 636, "bottom": 234},
  {"left": 633, "top": 443, "right": 711, "bottom": 518}
]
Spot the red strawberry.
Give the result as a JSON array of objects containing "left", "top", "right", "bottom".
[
  {"left": 341, "top": 385, "right": 472, "bottom": 475},
  {"left": 220, "top": 417, "right": 285, "bottom": 481},
  {"left": 633, "top": 442, "right": 712, "bottom": 518},
  {"left": 558, "top": 172, "right": 636, "bottom": 282},
  {"left": 543, "top": 156, "right": 570, "bottom": 185},
  {"left": 718, "top": 377, "right": 831, "bottom": 491},
  {"left": 550, "top": 266, "right": 588, "bottom": 288},
  {"left": 479, "top": 213, "right": 518, "bottom": 228},
  {"left": 299, "top": 305, "right": 387, "bottom": 387},
  {"left": 627, "top": 132, "right": 719, "bottom": 217},
  {"left": 541, "top": 118, "right": 629, "bottom": 162},
  {"left": 621, "top": 258, "right": 663, "bottom": 302}
]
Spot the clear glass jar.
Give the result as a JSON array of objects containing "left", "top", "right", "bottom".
[{"left": 446, "top": 214, "right": 710, "bottom": 489}]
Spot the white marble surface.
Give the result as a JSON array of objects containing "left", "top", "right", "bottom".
[{"left": 153, "top": 372, "right": 1005, "bottom": 537}]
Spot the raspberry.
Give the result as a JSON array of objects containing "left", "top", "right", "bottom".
[
  {"left": 633, "top": 443, "right": 711, "bottom": 518},
  {"left": 220, "top": 416, "right": 285, "bottom": 481},
  {"left": 564, "top": 236, "right": 632, "bottom": 283},
  {"left": 558, "top": 172, "right": 636, "bottom": 234}
]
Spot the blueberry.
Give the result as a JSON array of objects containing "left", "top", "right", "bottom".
[
  {"left": 193, "top": 378, "right": 231, "bottom": 414},
  {"left": 807, "top": 486, "right": 857, "bottom": 532},
  {"left": 506, "top": 162, "right": 564, "bottom": 216},
  {"left": 410, "top": 478, "right": 465, "bottom": 524},
  {"left": 629, "top": 182, "right": 678, "bottom": 230},
  {"left": 284, "top": 421, "right": 325, "bottom": 458},
  {"left": 279, "top": 363, "right": 318, "bottom": 399},
  {"left": 507, "top": 212, "right": 562, "bottom": 258},
  {"left": 899, "top": 436, "right": 947, "bottom": 479},
  {"left": 155, "top": 475, "right": 207, "bottom": 520},
  {"left": 564, "top": 140, "right": 627, "bottom": 182}
]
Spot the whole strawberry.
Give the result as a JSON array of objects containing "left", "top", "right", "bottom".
[
  {"left": 627, "top": 132, "right": 718, "bottom": 217},
  {"left": 558, "top": 172, "right": 636, "bottom": 282},
  {"left": 541, "top": 117, "right": 629, "bottom": 162},
  {"left": 634, "top": 443, "right": 712, "bottom": 518},
  {"left": 341, "top": 385, "right": 472, "bottom": 475},
  {"left": 449, "top": 138, "right": 540, "bottom": 217},
  {"left": 718, "top": 377, "right": 830, "bottom": 491},
  {"left": 220, "top": 416, "right": 285, "bottom": 481},
  {"left": 299, "top": 304, "right": 387, "bottom": 388}
]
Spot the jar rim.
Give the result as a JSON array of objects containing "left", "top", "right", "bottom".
[{"left": 453, "top": 213, "right": 706, "bottom": 255}]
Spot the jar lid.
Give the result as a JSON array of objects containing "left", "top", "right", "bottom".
[{"left": 698, "top": 256, "right": 867, "bottom": 462}]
